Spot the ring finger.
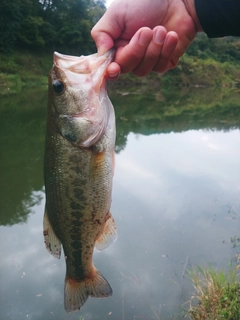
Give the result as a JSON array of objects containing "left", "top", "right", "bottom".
[{"left": 152, "top": 31, "right": 179, "bottom": 73}]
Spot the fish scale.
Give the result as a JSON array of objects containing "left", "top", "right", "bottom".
[{"left": 43, "top": 50, "right": 117, "bottom": 313}]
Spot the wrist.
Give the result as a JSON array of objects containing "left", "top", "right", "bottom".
[{"left": 182, "top": 0, "right": 203, "bottom": 32}]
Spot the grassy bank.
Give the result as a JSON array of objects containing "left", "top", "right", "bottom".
[
  {"left": 0, "top": 50, "right": 51, "bottom": 94},
  {"left": 116, "top": 54, "right": 240, "bottom": 88},
  {"left": 187, "top": 264, "right": 240, "bottom": 320},
  {"left": 1, "top": 49, "right": 240, "bottom": 94}
]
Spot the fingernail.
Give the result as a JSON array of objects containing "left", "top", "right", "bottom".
[
  {"left": 138, "top": 31, "right": 150, "bottom": 46},
  {"left": 153, "top": 28, "right": 166, "bottom": 45},
  {"left": 108, "top": 71, "right": 120, "bottom": 78}
]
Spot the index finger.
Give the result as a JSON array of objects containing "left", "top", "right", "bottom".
[{"left": 114, "top": 27, "right": 153, "bottom": 73}]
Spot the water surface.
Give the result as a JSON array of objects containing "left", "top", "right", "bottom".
[{"left": 0, "top": 86, "right": 240, "bottom": 320}]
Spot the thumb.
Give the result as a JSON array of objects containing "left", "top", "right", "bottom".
[
  {"left": 91, "top": 3, "right": 123, "bottom": 56},
  {"left": 91, "top": 28, "right": 115, "bottom": 56}
]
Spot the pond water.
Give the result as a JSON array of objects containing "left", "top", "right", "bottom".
[{"left": 0, "top": 85, "right": 240, "bottom": 320}]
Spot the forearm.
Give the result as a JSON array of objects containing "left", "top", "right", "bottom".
[{"left": 186, "top": 0, "right": 240, "bottom": 37}]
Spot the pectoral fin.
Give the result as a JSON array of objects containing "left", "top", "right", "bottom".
[
  {"left": 89, "top": 147, "right": 105, "bottom": 180},
  {"left": 43, "top": 206, "right": 62, "bottom": 259},
  {"left": 95, "top": 213, "right": 117, "bottom": 251}
]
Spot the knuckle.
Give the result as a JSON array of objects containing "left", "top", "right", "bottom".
[
  {"left": 132, "top": 67, "right": 149, "bottom": 77},
  {"left": 169, "top": 58, "right": 179, "bottom": 69},
  {"left": 146, "top": 50, "right": 159, "bottom": 61}
]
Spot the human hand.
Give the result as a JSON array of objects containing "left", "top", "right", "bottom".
[{"left": 91, "top": 0, "right": 202, "bottom": 77}]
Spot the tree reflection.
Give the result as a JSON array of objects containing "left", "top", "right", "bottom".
[
  {"left": 0, "top": 88, "right": 47, "bottom": 225},
  {"left": 0, "top": 86, "right": 239, "bottom": 225},
  {"left": 108, "top": 84, "right": 240, "bottom": 152}
]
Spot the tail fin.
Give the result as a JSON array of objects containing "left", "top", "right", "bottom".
[{"left": 64, "top": 269, "right": 112, "bottom": 313}]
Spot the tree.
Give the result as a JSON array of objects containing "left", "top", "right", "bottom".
[
  {"left": 0, "top": 0, "right": 22, "bottom": 52},
  {"left": 0, "top": 0, "right": 106, "bottom": 53}
]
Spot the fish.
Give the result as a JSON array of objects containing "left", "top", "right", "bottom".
[{"left": 43, "top": 50, "right": 117, "bottom": 313}]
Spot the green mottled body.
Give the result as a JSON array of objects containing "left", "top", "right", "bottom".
[
  {"left": 44, "top": 109, "right": 114, "bottom": 280},
  {"left": 43, "top": 51, "right": 117, "bottom": 312}
]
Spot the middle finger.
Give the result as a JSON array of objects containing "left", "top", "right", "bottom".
[{"left": 132, "top": 26, "right": 167, "bottom": 76}]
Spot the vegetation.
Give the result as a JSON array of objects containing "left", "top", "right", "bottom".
[
  {"left": 109, "top": 85, "right": 240, "bottom": 152},
  {"left": 117, "top": 34, "right": 240, "bottom": 87},
  {"left": 0, "top": 50, "right": 51, "bottom": 90},
  {"left": 0, "top": 0, "right": 104, "bottom": 54},
  {"left": 187, "top": 265, "right": 240, "bottom": 320},
  {"left": 1, "top": 0, "right": 240, "bottom": 87},
  {"left": 1, "top": 85, "right": 239, "bottom": 226}
]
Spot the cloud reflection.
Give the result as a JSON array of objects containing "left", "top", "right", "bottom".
[{"left": 1, "top": 129, "right": 240, "bottom": 320}]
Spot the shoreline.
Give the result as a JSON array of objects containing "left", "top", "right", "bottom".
[{"left": 1, "top": 49, "right": 240, "bottom": 95}]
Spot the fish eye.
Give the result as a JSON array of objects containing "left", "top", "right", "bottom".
[{"left": 52, "top": 80, "right": 65, "bottom": 94}]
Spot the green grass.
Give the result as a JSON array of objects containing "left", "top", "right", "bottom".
[
  {"left": 1, "top": 49, "right": 240, "bottom": 93},
  {"left": 0, "top": 50, "right": 50, "bottom": 93},
  {"left": 187, "top": 264, "right": 240, "bottom": 320},
  {"left": 0, "top": 73, "right": 22, "bottom": 94},
  {"left": 0, "top": 72, "right": 47, "bottom": 94}
]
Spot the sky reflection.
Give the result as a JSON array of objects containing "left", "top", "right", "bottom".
[{"left": 0, "top": 129, "right": 239, "bottom": 320}]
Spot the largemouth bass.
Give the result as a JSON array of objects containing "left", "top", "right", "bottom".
[{"left": 43, "top": 50, "right": 117, "bottom": 313}]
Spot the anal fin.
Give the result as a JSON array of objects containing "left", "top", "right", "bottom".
[
  {"left": 43, "top": 206, "right": 62, "bottom": 259},
  {"left": 95, "top": 212, "right": 117, "bottom": 251}
]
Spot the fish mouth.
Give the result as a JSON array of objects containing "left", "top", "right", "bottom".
[
  {"left": 53, "top": 50, "right": 114, "bottom": 86},
  {"left": 52, "top": 50, "right": 115, "bottom": 147},
  {"left": 54, "top": 50, "right": 114, "bottom": 71},
  {"left": 52, "top": 50, "right": 114, "bottom": 94}
]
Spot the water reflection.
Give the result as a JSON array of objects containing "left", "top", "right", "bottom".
[
  {"left": 0, "top": 88, "right": 47, "bottom": 225},
  {"left": 0, "top": 87, "right": 239, "bottom": 319}
]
